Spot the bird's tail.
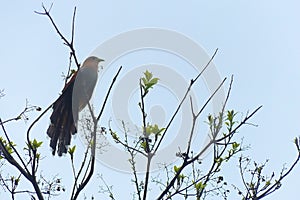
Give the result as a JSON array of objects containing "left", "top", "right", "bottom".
[{"left": 47, "top": 94, "right": 77, "bottom": 156}]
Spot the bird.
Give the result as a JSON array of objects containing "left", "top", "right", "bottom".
[{"left": 47, "top": 56, "right": 104, "bottom": 156}]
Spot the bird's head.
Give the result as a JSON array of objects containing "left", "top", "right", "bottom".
[
  {"left": 88, "top": 56, "right": 104, "bottom": 63},
  {"left": 82, "top": 56, "right": 104, "bottom": 70}
]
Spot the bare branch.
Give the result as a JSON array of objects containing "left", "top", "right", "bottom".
[
  {"left": 0, "top": 120, "right": 43, "bottom": 199},
  {"left": 154, "top": 49, "right": 219, "bottom": 154},
  {"left": 256, "top": 144, "right": 300, "bottom": 199},
  {"left": 97, "top": 66, "right": 122, "bottom": 121},
  {"left": 35, "top": 4, "right": 80, "bottom": 69}
]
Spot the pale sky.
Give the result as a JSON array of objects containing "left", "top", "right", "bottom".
[{"left": 1, "top": 1, "right": 300, "bottom": 199}]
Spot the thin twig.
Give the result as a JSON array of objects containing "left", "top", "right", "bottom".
[
  {"left": 124, "top": 126, "right": 142, "bottom": 200},
  {"left": 185, "top": 77, "right": 227, "bottom": 156},
  {"left": 70, "top": 135, "right": 91, "bottom": 198},
  {"left": 154, "top": 49, "right": 219, "bottom": 155},
  {"left": 70, "top": 7, "right": 77, "bottom": 47},
  {"left": 257, "top": 149, "right": 300, "bottom": 199},
  {"left": 97, "top": 66, "right": 122, "bottom": 121},
  {"left": 196, "top": 77, "right": 227, "bottom": 118},
  {"left": 157, "top": 105, "right": 262, "bottom": 200},
  {"left": 212, "top": 106, "right": 262, "bottom": 145},
  {"left": 26, "top": 104, "right": 53, "bottom": 155},
  {"left": 35, "top": 4, "right": 80, "bottom": 69},
  {"left": 0, "top": 122, "right": 43, "bottom": 199},
  {"left": 0, "top": 119, "right": 30, "bottom": 174}
]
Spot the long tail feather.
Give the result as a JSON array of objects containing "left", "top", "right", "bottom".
[{"left": 47, "top": 82, "right": 77, "bottom": 156}]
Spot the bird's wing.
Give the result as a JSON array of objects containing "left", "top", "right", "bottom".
[{"left": 72, "top": 66, "right": 98, "bottom": 112}]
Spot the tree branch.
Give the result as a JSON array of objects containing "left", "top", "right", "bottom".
[
  {"left": 154, "top": 49, "right": 219, "bottom": 154},
  {"left": 35, "top": 4, "right": 80, "bottom": 69}
]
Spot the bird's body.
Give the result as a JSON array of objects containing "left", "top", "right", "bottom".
[{"left": 47, "top": 56, "right": 103, "bottom": 156}]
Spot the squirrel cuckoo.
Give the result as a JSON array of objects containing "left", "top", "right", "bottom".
[{"left": 47, "top": 56, "right": 104, "bottom": 156}]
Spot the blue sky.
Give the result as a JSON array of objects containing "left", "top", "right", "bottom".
[{"left": 1, "top": 1, "right": 300, "bottom": 199}]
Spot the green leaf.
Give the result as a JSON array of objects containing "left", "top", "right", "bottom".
[
  {"left": 68, "top": 145, "right": 76, "bottom": 155},
  {"left": 232, "top": 142, "right": 240, "bottom": 149},
  {"left": 70, "top": 69, "right": 76, "bottom": 75},
  {"left": 111, "top": 131, "right": 119, "bottom": 141},
  {"left": 215, "top": 157, "right": 224, "bottom": 164},
  {"left": 194, "top": 181, "right": 206, "bottom": 191},
  {"left": 141, "top": 141, "right": 147, "bottom": 151},
  {"left": 207, "top": 114, "right": 213, "bottom": 124},
  {"left": 174, "top": 165, "right": 180, "bottom": 173},
  {"left": 144, "top": 70, "right": 153, "bottom": 81},
  {"left": 145, "top": 125, "right": 152, "bottom": 135},
  {"left": 145, "top": 83, "right": 155, "bottom": 90},
  {"left": 32, "top": 139, "right": 43, "bottom": 149},
  {"left": 153, "top": 124, "right": 159, "bottom": 131},
  {"left": 149, "top": 77, "right": 159, "bottom": 85},
  {"left": 141, "top": 70, "right": 159, "bottom": 94},
  {"left": 141, "top": 77, "right": 147, "bottom": 85}
]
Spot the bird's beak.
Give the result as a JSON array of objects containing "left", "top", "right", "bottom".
[
  {"left": 98, "top": 58, "right": 105, "bottom": 63},
  {"left": 97, "top": 58, "right": 104, "bottom": 70}
]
